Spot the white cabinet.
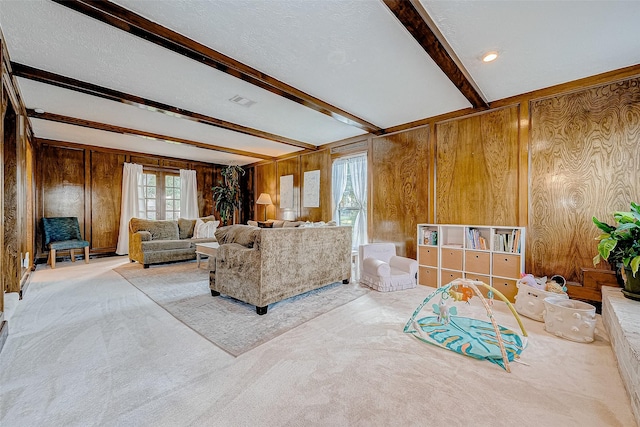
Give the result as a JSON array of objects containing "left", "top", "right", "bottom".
[{"left": 416, "top": 224, "right": 525, "bottom": 301}]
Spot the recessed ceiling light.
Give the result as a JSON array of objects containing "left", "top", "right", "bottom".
[
  {"left": 229, "top": 95, "right": 256, "bottom": 108},
  {"left": 34, "top": 108, "right": 45, "bottom": 114},
  {"left": 482, "top": 51, "right": 498, "bottom": 62}
]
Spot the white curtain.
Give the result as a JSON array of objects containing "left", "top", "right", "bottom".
[
  {"left": 116, "top": 163, "right": 143, "bottom": 255},
  {"left": 179, "top": 169, "right": 199, "bottom": 219},
  {"left": 331, "top": 158, "right": 348, "bottom": 222},
  {"left": 349, "top": 155, "right": 368, "bottom": 249}
]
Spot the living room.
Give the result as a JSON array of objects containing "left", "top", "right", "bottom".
[{"left": 1, "top": 1, "right": 640, "bottom": 425}]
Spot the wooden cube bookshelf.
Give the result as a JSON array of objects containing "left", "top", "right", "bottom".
[{"left": 416, "top": 224, "right": 526, "bottom": 302}]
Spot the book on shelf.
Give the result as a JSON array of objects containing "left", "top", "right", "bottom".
[
  {"left": 421, "top": 229, "right": 438, "bottom": 246},
  {"left": 466, "top": 228, "right": 487, "bottom": 250},
  {"left": 493, "top": 229, "right": 522, "bottom": 253}
]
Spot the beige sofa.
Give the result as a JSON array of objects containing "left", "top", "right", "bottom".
[
  {"left": 209, "top": 224, "right": 352, "bottom": 314},
  {"left": 129, "top": 217, "right": 218, "bottom": 268}
]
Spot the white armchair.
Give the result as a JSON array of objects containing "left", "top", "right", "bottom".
[{"left": 359, "top": 243, "right": 418, "bottom": 292}]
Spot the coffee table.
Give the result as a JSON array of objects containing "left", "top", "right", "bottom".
[{"left": 195, "top": 242, "right": 220, "bottom": 268}]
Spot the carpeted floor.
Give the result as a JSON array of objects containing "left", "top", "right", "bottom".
[
  {"left": 0, "top": 256, "right": 636, "bottom": 426},
  {"left": 113, "top": 261, "right": 370, "bottom": 356}
]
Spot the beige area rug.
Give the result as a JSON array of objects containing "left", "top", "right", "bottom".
[{"left": 114, "top": 261, "right": 369, "bottom": 356}]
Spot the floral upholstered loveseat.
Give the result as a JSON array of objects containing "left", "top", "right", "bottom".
[
  {"left": 209, "top": 224, "right": 352, "bottom": 314},
  {"left": 128, "top": 217, "right": 218, "bottom": 268}
]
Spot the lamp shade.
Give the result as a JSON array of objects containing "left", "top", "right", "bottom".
[
  {"left": 256, "top": 193, "right": 273, "bottom": 205},
  {"left": 256, "top": 193, "right": 272, "bottom": 222}
]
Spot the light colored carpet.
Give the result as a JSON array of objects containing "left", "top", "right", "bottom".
[
  {"left": 0, "top": 256, "right": 636, "bottom": 426},
  {"left": 113, "top": 260, "right": 370, "bottom": 356}
]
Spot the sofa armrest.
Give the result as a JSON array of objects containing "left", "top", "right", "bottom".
[
  {"left": 362, "top": 258, "right": 391, "bottom": 278},
  {"left": 129, "top": 231, "right": 152, "bottom": 263},
  {"left": 133, "top": 231, "right": 152, "bottom": 242},
  {"left": 389, "top": 256, "right": 418, "bottom": 276}
]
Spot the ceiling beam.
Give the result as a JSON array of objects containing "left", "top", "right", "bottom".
[
  {"left": 382, "top": 0, "right": 488, "bottom": 109},
  {"left": 51, "top": 0, "right": 382, "bottom": 135},
  {"left": 13, "top": 62, "right": 316, "bottom": 151},
  {"left": 27, "top": 109, "right": 275, "bottom": 161}
]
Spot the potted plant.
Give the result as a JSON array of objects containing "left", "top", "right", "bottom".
[
  {"left": 212, "top": 165, "right": 245, "bottom": 226},
  {"left": 593, "top": 202, "right": 640, "bottom": 300}
]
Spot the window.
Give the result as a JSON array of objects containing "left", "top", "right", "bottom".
[
  {"left": 338, "top": 170, "right": 360, "bottom": 227},
  {"left": 139, "top": 171, "right": 181, "bottom": 220},
  {"left": 332, "top": 154, "right": 367, "bottom": 249},
  {"left": 165, "top": 175, "right": 181, "bottom": 220}
]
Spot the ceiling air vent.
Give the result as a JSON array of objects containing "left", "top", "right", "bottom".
[{"left": 229, "top": 95, "right": 256, "bottom": 108}]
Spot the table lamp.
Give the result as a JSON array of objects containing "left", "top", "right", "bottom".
[{"left": 256, "top": 193, "right": 272, "bottom": 221}]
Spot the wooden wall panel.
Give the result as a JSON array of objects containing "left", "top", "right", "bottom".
[
  {"left": 129, "top": 155, "right": 159, "bottom": 167},
  {"left": 371, "top": 127, "right": 429, "bottom": 259},
  {"left": 194, "top": 163, "right": 214, "bottom": 217},
  {"left": 299, "top": 150, "right": 331, "bottom": 222},
  {"left": 24, "top": 134, "right": 35, "bottom": 272},
  {"left": 90, "top": 151, "right": 124, "bottom": 252},
  {"left": 239, "top": 165, "right": 254, "bottom": 224},
  {"left": 276, "top": 156, "right": 300, "bottom": 220},
  {"left": 3, "top": 99, "right": 19, "bottom": 293},
  {"left": 529, "top": 78, "right": 640, "bottom": 283},
  {"left": 39, "top": 145, "right": 86, "bottom": 256},
  {"left": 436, "top": 107, "right": 519, "bottom": 226},
  {"left": 255, "top": 161, "right": 276, "bottom": 221}
]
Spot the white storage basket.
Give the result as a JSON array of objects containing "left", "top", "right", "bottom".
[
  {"left": 542, "top": 297, "right": 597, "bottom": 343},
  {"left": 514, "top": 280, "right": 568, "bottom": 322}
]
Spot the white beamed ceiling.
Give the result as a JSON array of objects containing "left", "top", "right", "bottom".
[{"left": 1, "top": 0, "right": 639, "bottom": 165}]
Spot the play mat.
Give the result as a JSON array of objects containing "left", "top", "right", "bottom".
[{"left": 404, "top": 279, "right": 528, "bottom": 372}]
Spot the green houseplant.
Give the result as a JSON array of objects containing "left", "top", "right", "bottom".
[
  {"left": 212, "top": 165, "right": 245, "bottom": 226},
  {"left": 593, "top": 202, "right": 640, "bottom": 300}
]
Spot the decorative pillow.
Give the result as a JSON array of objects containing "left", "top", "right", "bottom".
[
  {"left": 195, "top": 219, "right": 220, "bottom": 238},
  {"left": 177, "top": 218, "right": 196, "bottom": 239},
  {"left": 199, "top": 215, "right": 217, "bottom": 223},
  {"left": 247, "top": 220, "right": 258, "bottom": 227}
]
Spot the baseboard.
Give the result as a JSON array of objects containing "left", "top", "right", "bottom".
[{"left": 0, "top": 320, "right": 8, "bottom": 355}]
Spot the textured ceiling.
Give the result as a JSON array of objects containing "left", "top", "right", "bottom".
[
  {"left": 1, "top": 0, "right": 639, "bottom": 165},
  {"left": 421, "top": 0, "right": 640, "bottom": 101}
]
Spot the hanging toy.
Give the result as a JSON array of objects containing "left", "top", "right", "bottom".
[
  {"left": 432, "top": 294, "right": 457, "bottom": 324},
  {"left": 450, "top": 285, "right": 473, "bottom": 302}
]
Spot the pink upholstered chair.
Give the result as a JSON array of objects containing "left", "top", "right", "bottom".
[{"left": 359, "top": 243, "right": 418, "bottom": 292}]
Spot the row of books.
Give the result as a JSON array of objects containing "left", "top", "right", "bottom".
[
  {"left": 420, "top": 229, "right": 438, "bottom": 246},
  {"left": 493, "top": 229, "right": 522, "bottom": 253},
  {"left": 467, "top": 228, "right": 487, "bottom": 250}
]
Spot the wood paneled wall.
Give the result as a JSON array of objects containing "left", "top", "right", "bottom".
[
  {"left": 1, "top": 37, "right": 36, "bottom": 321},
  {"left": 2, "top": 92, "right": 19, "bottom": 294},
  {"left": 276, "top": 156, "right": 300, "bottom": 220},
  {"left": 529, "top": 78, "right": 640, "bottom": 283},
  {"left": 249, "top": 149, "right": 332, "bottom": 223},
  {"left": 299, "top": 150, "right": 331, "bottom": 222},
  {"left": 371, "top": 127, "right": 430, "bottom": 259},
  {"left": 36, "top": 141, "right": 217, "bottom": 259},
  {"left": 436, "top": 106, "right": 520, "bottom": 225},
  {"left": 255, "top": 161, "right": 276, "bottom": 221},
  {"left": 89, "top": 151, "right": 125, "bottom": 252}
]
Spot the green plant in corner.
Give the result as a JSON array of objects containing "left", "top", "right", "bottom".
[
  {"left": 212, "top": 165, "right": 245, "bottom": 226},
  {"left": 593, "top": 202, "right": 640, "bottom": 282}
]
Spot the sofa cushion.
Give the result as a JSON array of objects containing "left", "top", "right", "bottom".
[
  {"left": 215, "top": 225, "right": 261, "bottom": 248},
  {"left": 141, "top": 239, "right": 191, "bottom": 251},
  {"left": 177, "top": 218, "right": 196, "bottom": 239},
  {"left": 130, "top": 218, "right": 179, "bottom": 240}
]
